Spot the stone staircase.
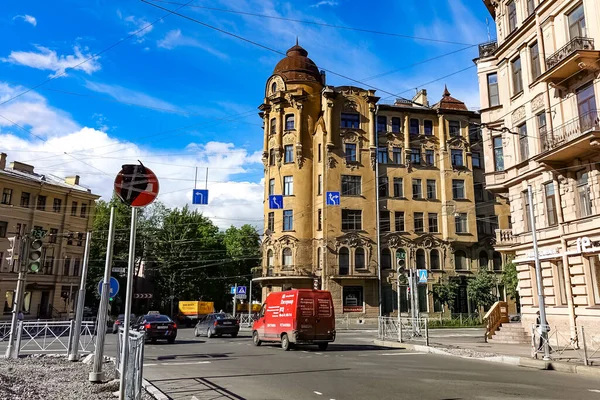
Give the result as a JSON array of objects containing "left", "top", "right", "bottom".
[{"left": 488, "top": 322, "right": 531, "bottom": 344}]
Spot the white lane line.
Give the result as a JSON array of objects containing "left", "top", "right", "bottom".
[
  {"left": 589, "top": 389, "right": 600, "bottom": 393},
  {"left": 314, "top": 391, "right": 323, "bottom": 395},
  {"left": 315, "top": 353, "right": 323, "bottom": 355},
  {"left": 379, "top": 352, "right": 425, "bottom": 356},
  {"left": 145, "top": 361, "right": 212, "bottom": 367},
  {"left": 144, "top": 363, "right": 157, "bottom": 366}
]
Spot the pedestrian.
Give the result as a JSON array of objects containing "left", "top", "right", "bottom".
[
  {"left": 17, "top": 311, "right": 24, "bottom": 321},
  {"left": 535, "top": 311, "right": 548, "bottom": 352}
]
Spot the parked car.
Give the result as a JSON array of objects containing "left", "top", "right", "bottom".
[
  {"left": 252, "top": 289, "right": 335, "bottom": 351},
  {"left": 112, "top": 314, "right": 136, "bottom": 334},
  {"left": 132, "top": 314, "right": 177, "bottom": 344},
  {"left": 194, "top": 313, "right": 240, "bottom": 338}
]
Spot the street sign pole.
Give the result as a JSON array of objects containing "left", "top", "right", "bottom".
[
  {"left": 69, "top": 231, "right": 92, "bottom": 361},
  {"left": 90, "top": 206, "right": 116, "bottom": 382},
  {"left": 5, "top": 235, "right": 27, "bottom": 359},
  {"left": 248, "top": 279, "right": 252, "bottom": 323},
  {"left": 232, "top": 283, "right": 238, "bottom": 318},
  {"left": 119, "top": 207, "right": 138, "bottom": 400}
]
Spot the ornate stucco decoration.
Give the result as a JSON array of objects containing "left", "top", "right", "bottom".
[
  {"left": 531, "top": 94, "right": 545, "bottom": 112},
  {"left": 511, "top": 106, "right": 526, "bottom": 125},
  {"left": 296, "top": 143, "right": 305, "bottom": 169},
  {"left": 335, "top": 232, "right": 373, "bottom": 250},
  {"left": 342, "top": 100, "right": 358, "bottom": 112}
]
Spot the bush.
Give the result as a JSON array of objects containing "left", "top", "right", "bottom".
[{"left": 427, "top": 315, "right": 484, "bottom": 329}]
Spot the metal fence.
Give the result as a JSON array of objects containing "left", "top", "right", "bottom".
[
  {"left": 335, "top": 316, "right": 379, "bottom": 330},
  {"left": 0, "top": 322, "right": 11, "bottom": 341},
  {"left": 378, "top": 316, "right": 429, "bottom": 345},
  {"left": 116, "top": 328, "right": 146, "bottom": 400},
  {"left": 531, "top": 324, "right": 600, "bottom": 366},
  {"left": 14, "top": 320, "right": 96, "bottom": 356},
  {"left": 238, "top": 314, "right": 257, "bottom": 327}
]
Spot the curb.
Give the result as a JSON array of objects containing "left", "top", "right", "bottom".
[
  {"left": 142, "top": 379, "right": 170, "bottom": 400},
  {"left": 373, "top": 339, "right": 600, "bottom": 377}
]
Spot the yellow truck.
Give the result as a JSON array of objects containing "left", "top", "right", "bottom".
[{"left": 177, "top": 301, "right": 215, "bottom": 326}]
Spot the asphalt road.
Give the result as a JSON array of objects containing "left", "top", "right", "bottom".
[{"left": 137, "top": 329, "right": 600, "bottom": 400}]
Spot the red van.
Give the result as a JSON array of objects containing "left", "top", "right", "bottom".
[{"left": 252, "top": 289, "right": 335, "bottom": 351}]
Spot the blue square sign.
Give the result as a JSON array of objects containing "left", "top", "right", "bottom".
[
  {"left": 326, "top": 192, "right": 340, "bottom": 206},
  {"left": 417, "top": 269, "right": 428, "bottom": 284},
  {"left": 193, "top": 189, "right": 209, "bottom": 205},
  {"left": 269, "top": 195, "right": 283, "bottom": 209}
]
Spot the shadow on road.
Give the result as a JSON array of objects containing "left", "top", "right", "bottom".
[
  {"left": 151, "top": 367, "right": 351, "bottom": 382},
  {"left": 150, "top": 377, "right": 247, "bottom": 400}
]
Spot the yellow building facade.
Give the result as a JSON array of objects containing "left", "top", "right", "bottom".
[{"left": 256, "top": 44, "right": 510, "bottom": 318}]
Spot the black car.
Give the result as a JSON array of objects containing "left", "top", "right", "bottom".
[
  {"left": 194, "top": 313, "right": 240, "bottom": 338},
  {"left": 133, "top": 314, "right": 177, "bottom": 344},
  {"left": 112, "top": 314, "right": 136, "bottom": 334}
]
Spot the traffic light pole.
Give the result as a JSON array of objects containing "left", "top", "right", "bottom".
[
  {"left": 5, "top": 236, "right": 27, "bottom": 359},
  {"left": 69, "top": 231, "right": 92, "bottom": 361}
]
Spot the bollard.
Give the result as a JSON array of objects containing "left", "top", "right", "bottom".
[{"left": 581, "top": 326, "right": 588, "bottom": 366}]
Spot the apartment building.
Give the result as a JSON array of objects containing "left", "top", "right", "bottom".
[
  {"left": 476, "top": 0, "right": 600, "bottom": 336},
  {"left": 256, "top": 43, "right": 510, "bottom": 317},
  {"left": 0, "top": 152, "right": 99, "bottom": 320}
]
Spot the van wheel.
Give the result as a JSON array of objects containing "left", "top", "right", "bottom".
[
  {"left": 252, "top": 331, "right": 261, "bottom": 346},
  {"left": 318, "top": 342, "right": 328, "bottom": 351},
  {"left": 281, "top": 333, "right": 291, "bottom": 351},
  {"left": 207, "top": 328, "right": 213, "bottom": 338}
]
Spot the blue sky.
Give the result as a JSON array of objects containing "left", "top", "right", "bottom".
[{"left": 0, "top": 0, "right": 493, "bottom": 229}]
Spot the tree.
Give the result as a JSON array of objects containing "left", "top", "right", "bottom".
[
  {"left": 502, "top": 256, "right": 519, "bottom": 300},
  {"left": 222, "top": 225, "right": 261, "bottom": 304},
  {"left": 467, "top": 268, "right": 497, "bottom": 320},
  {"left": 432, "top": 278, "right": 458, "bottom": 313}
]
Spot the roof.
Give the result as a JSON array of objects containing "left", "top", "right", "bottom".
[
  {"left": 0, "top": 167, "right": 97, "bottom": 196},
  {"left": 273, "top": 41, "right": 323, "bottom": 84},
  {"left": 432, "top": 86, "right": 469, "bottom": 111}
]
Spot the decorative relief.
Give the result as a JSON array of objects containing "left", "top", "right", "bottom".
[
  {"left": 327, "top": 144, "right": 337, "bottom": 169},
  {"left": 268, "top": 137, "right": 276, "bottom": 148},
  {"left": 335, "top": 232, "right": 373, "bottom": 250},
  {"left": 511, "top": 106, "right": 526, "bottom": 124},
  {"left": 261, "top": 152, "right": 268, "bottom": 172},
  {"left": 283, "top": 133, "right": 295, "bottom": 144},
  {"left": 275, "top": 149, "right": 282, "bottom": 167},
  {"left": 296, "top": 144, "right": 305, "bottom": 169},
  {"left": 342, "top": 100, "right": 358, "bottom": 112},
  {"left": 531, "top": 94, "right": 545, "bottom": 112}
]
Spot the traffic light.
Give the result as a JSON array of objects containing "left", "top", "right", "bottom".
[
  {"left": 6, "top": 236, "right": 19, "bottom": 269},
  {"left": 396, "top": 249, "right": 406, "bottom": 271},
  {"left": 28, "top": 238, "right": 43, "bottom": 273}
]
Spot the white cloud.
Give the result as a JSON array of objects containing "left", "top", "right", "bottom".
[
  {"left": 157, "top": 29, "right": 229, "bottom": 60},
  {"left": 13, "top": 15, "right": 37, "bottom": 26},
  {"left": 121, "top": 14, "right": 154, "bottom": 43},
  {"left": 311, "top": 1, "right": 338, "bottom": 7},
  {"left": 84, "top": 81, "right": 182, "bottom": 113},
  {"left": 1, "top": 45, "right": 100, "bottom": 78}
]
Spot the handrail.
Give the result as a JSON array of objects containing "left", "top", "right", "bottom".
[
  {"left": 483, "top": 301, "right": 509, "bottom": 341},
  {"left": 546, "top": 37, "right": 595, "bottom": 70}
]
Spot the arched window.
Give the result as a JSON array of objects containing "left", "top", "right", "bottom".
[
  {"left": 479, "top": 251, "right": 489, "bottom": 270},
  {"left": 355, "top": 248, "right": 365, "bottom": 269},
  {"left": 285, "top": 114, "right": 295, "bottom": 130},
  {"left": 270, "top": 118, "right": 276, "bottom": 135},
  {"left": 381, "top": 248, "right": 392, "bottom": 270},
  {"left": 339, "top": 247, "right": 350, "bottom": 275},
  {"left": 267, "top": 250, "right": 273, "bottom": 267},
  {"left": 454, "top": 250, "right": 467, "bottom": 270},
  {"left": 493, "top": 251, "right": 502, "bottom": 271},
  {"left": 282, "top": 248, "right": 293, "bottom": 268},
  {"left": 416, "top": 249, "right": 426, "bottom": 269},
  {"left": 271, "top": 82, "right": 277, "bottom": 93},
  {"left": 430, "top": 249, "right": 440, "bottom": 270},
  {"left": 317, "top": 248, "right": 322, "bottom": 270}
]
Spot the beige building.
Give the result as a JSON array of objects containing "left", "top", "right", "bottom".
[
  {"left": 0, "top": 152, "right": 99, "bottom": 320},
  {"left": 256, "top": 44, "right": 510, "bottom": 317},
  {"left": 476, "top": 0, "right": 600, "bottom": 337}
]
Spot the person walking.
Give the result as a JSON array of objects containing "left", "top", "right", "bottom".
[{"left": 17, "top": 311, "right": 24, "bottom": 322}]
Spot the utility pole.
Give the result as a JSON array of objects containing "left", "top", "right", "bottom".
[
  {"left": 528, "top": 185, "right": 551, "bottom": 361},
  {"left": 69, "top": 231, "right": 92, "bottom": 361},
  {"left": 374, "top": 105, "right": 382, "bottom": 317},
  {"left": 248, "top": 279, "right": 253, "bottom": 323},
  {"left": 5, "top": 235, "right": 27, "bottom": 359},
  {"left": 232, "top": 283, "right": 238, "bottom": 318}
]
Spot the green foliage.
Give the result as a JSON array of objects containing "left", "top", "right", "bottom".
[
  {"left": 431, "top": 278, "right": 458, "bottom": 312},
  {"left": 467, "top": 268, "right": 497, "bottom": 311},
  {"left": 502, "top": 256, "right": 519, "bottom": 300},
  {"left": 427, "top": 315, "right": 484, "bottom": 329}
]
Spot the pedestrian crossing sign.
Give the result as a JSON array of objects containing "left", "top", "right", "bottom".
[{"left": 417, "top": 269, "right": 428, "bottom": 284}]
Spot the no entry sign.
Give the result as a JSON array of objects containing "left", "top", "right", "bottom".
[{"left": 114, "top": 163, "right": 159, "bottom": 207}]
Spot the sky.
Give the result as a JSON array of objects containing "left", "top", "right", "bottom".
[{"left": 0, "top": 0, "right": 493, "bottom": 231}]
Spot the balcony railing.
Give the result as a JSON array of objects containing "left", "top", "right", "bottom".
[
  {"left": 257, "top": 265, "right": 313, "bottom": 278},
  {"left": 540, "top": 110, "right": 600, "bottom": 152},
  {"left": 495, "top": 229, "right": 515, "bottom": 246},
  {"left": 478, "top": 41, "right": 497, "bottom": 58},
  {"left": 546, "top": 37, "right": 595, "bottom": 70}
]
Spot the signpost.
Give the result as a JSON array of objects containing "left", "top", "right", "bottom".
[
  {"left": 192, "top": 189, "right": 209, "bottom": 205},
  {"left": 97, "top": 277, "right": 120, "bottom": 298}
]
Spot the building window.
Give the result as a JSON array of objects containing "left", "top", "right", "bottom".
[
  {"left": 430, "top": 249, "right": 440, "bottom": 270},
  {"left": 588, "top": 256, "right": 600, "bottom": 305},
  {"left": 537, "top": 112, "right": 547, "bottom": 144},
  {"left": 391, "top": 117, "right": 401, "bottom": 132},
  {"left": 317, "top": 209, "right": 322, "bottom": 231},
  {"left": 267, "top": 212, "right": 275, "bottom": 232},
  {"left": 512, "top": 57, "right": 523, "bottom": 94},
  {"left": 285, "top": 114, "right": 295, "bottom": 130},
  {"left": 426, "top": 179, "right": 436, "bottom": 200},
  {"left": 269, "top": 149, "right": 275, "bottom": 166},
  {"left": 568, "top": 4, "right": 586, "bottom": 39},
  {"left": 393, "top": 178, "right": 403, "bottom": 198},
  {"left": 409, "top": 148, "right": 421, "bottom": 164},
  {"left": 414, "top": 212, "right": 424, "bottom": 233},
  {"left": 342, "top": 209, "right": 362, "bottom": 230},
  {"left": 267, "top": 250, "right": 274, "bottom": 272},
  {"left": 380, "top": 211, "right": 391, "bottom": 232},
  {"left": 545, "top": 182, "right": 557, "bottom": 226},
  {"left": 487, "top": 73, "right": 499, "bottom": 107},
  {"left": 452, "top": 180, "right": 465, "bottom": 199},
  {"left": 409, "top": 118, "right": 419, "bottom": 135},
  {"left": 343, "top": 286, "right": 363, "bottom": 312},
  {"left": 341, "top": 113, "right": 360, "bottom": 129},
  {"left": 53, "top": 198, "right": 62, "bottom": 213},
  {"left": 282, "top": 247, "right": 293, "bottom": 268},
  {"left": 355, "top": 248, "right": 366, "bottom": 269},
  {"left": 576, "top": 83, "right": 597, "bottom": 122},
  {"left": 493, "top": 136, "right": 504, "bottom": 171},
  {"left": 269, "top": 178, "right": 275, "bottom": 196},
  {"left": 490, "top": 215, "right": 499, "bottom": 233},
  {"left": 80, "top": 203, "right": 87, "bottom": 218},
  {"left": 507, "top": 0, "right": 517, "bottom": 33},
  {"left": 72, "top": 259, "right": 81, "bottom": 277},
  {"left": 472, "top": 152, "right": 481, "bottom": 168},
  {"left": 381, "top": 248, "right": 392, "bottom": 270},
  {"left": 318, "top": 144, "right": 322, "bottom": 163},
  {"left": 37, "top": 195, "right": 46, "bottom": 211},
  {"left": 71, "top": 201, "right": 77, "bottom": 216},
  {"left": 270, "top": 118, "right": 276, "bottom": 135},
  {"left": 526, "top": 0, "right": 535, "bottom": 16},
  {"left": 395, "top": 212, "right": 405, "bottom": 232},
  {"left": 77, "top": 233, "right": 83, "bottom": 246},
  {"left": 425, "top": 150, "right": 434, "bottom": 166},
  {"left": 283, "top": 176, "right": 293, "bottom": 196},
  {"left": 377, "top": 147, "right": 389, "bottom": 164},
  {"left": 428, "top": 213, "right": 438, "bottom": 233},
  {"left": 20, "top": 192, "right": 30, "bottom": 208},
  {"left": 415, "top": 249, "right": 426, "bottom": 269},
  {"left": 342, "top": 175, "right": 361, "bottom": 196},
  {"left": 424, "top": 120, "right": 433, "bottom": 135},
  {"left": 318, "top": 174, "right": 322, "bottom": 195},
  {"left": 449, "top": 121, "right": 460, "bottom": 137},
  {"left": 316, "top": 248, "right": 321, "bottom": 271},
  {"left": 43, "top": 256, "right": 54, "bottom": 275},
  {"left": 284, "top": 145, "right": 294, "bottom": 163},
  {"left": 339, "top": 247, "right": 350, "bottom": 275},
  {"left": 479, "top": 251, "right": 489, "bottom": 269},
  {"left": 412, "top": 179, "right": 422, "bottom": 199},
  {"left": 451, "top": 149, "right": 464, "bottom": 167},
  {"left": 493, "top": 251, "right": 503, "bottom": 271},
  {"left": 475, "top": 186, "right": 484, "bottom": 202},
  {"left": 1, "top": 188, "right": 12, "bottom": 205},
  {"left": 377, "top": 116, "right": 387, "bottom": 132},
  {"left": 63, "top": 257, "right": 70, "bottom": 276},
  {"left": 523, "top": 190, "right": 531, "bottom": 231},
  {"left": 392, "top": 147, "right": 402, "bottom": 164},
  {"left": 49, "top": 228, "right": 58, "bottom": 244},
  {"left": 577, "top": 171, "right": 593, "bottom": 218},
  {"left": 0, "top": 221, "right": 7, "bottom": 238},
  {"left": 454, "top": 250, "right": 467, "bottom": 270},
  {"left": 530, "top": 42, "right": 541, "bottom": 79},
  {"left": 455, "top": 213, "right": 468, "bottom": 233},
  {"left": 345, "top": 143, "right": 357, "bottom": 162},
  {"left": 518, "top": 123, "right": 529, "bottom": 161},
  {"left": 379, "top": 177, "right": 389, "bottom": 198},
  {"left": 283, "top": 210, "right": 293, "bottom": 231}
]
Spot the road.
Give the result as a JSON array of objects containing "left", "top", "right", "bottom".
[{"left": 136, "top": 329, "right": 600, "bottom": 400}]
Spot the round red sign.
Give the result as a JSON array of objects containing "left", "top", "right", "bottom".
[{"left": 114, "top": 163, "right": 159, "bottom": 207}]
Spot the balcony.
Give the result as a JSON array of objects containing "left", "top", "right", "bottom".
[
  {"left": 478, "top": 41, "right": 497, "bottom": 58},
  {"left": 537, "top": 110, "right": 600, "bottom": 165},
  {"left": 253, "top": 265, "right": 313, "bottom": 282},
  {"left": 541, "top": 37, "right": 599, "bottom": 83},
  {"left": 495, "top": 229, "right": 515, "bottom": 247}
]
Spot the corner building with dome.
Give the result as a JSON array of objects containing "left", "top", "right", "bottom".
[{"left": 255, "top": 43, "right": 512, "bottom": 318}]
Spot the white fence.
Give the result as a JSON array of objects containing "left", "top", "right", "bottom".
[
  {"left": 13, "top": 320, "right": 96, "bottom": 356},
  {"left": 378, "top": 316, "right": 429, "bottom": 345},
  {"left": 531, "top": 324, "right": 600, "bottom": 366},
  {"left": 116, "top": 329, "right": 146, "bottom": 400}
]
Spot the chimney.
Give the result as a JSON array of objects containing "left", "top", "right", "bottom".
[
  {"left": 412, "top": 89, "right": 429, "bottom": 107},
  {"left": 9, "top": 161, "right": 34, "bottom": 174},
  {"left": 320, "top": 70, "right": 326, "bottom": 85},
  {"left": 65, "top": 175, "right": 80, "bottom": 185},
  {"left": 0, "top": 153, "right": 6, "bottom": 170}
]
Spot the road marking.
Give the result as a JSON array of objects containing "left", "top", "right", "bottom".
[
  {"left": 314, "top": 391, "right": 323, "bottom": 395},
  {"left": 589, "top": 390, "right": 600, "bottom": 393},
  {"left": 315, "top": 352, "right": 323, "bottom": 355},
  {"left": 144, "top": 361, "right": 211, "bottom": 367},
  {"left": 379, "top": 352, "right": 425, "bottom": 356}
]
